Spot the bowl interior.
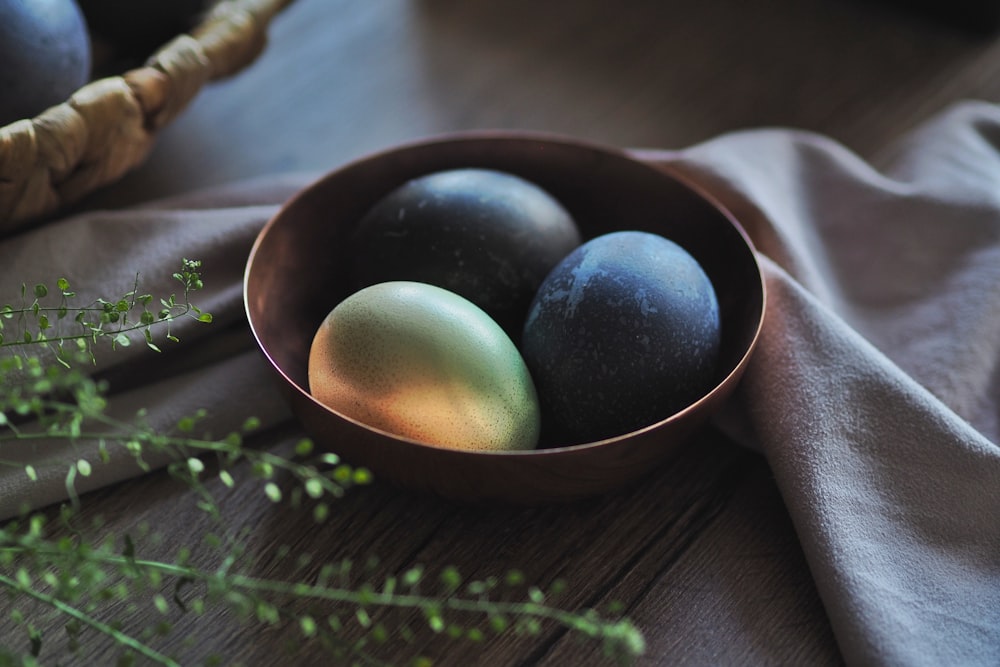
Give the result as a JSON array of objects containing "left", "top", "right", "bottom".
[{"left": 245, "top": 132, "right": 763, "bottom": 503}]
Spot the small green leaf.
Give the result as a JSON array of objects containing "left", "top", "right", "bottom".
[
  {"left": 256, "top": 601, "right": 279, "bottom": 624},
  {"left": 197, "top": 312, "right": 213, "bottom": 323},
  {"left": 305, "top": 478, "right": 323, "bottom": 499},
  {"left": 76, "top": 459, "right": 92, "bottom": 477},
  {"left": 33, "top": 283, "right": 47, "bottom": 298},
  {"left": 427, "top": 613, "right": 445, "bottom": 633},
  {"left": 440, "top": 566, "right": 462, "bottom": 592},
  {"left": 187, "top": 458, "right": 205, "bottom": 475},
  {"left": 264, "top": 483, "right": 282, "bottom": 503},
  {"left": 402, "top": 566, "right": 424, "bottom": 587},
  {"left": 505, "top": 570, "right": 525, "bottom": 586},
  {"left": 294, "top": 439, "right": 314, "bottom": 456},
  {"left": 252, "top": 462, "right": 274, "bottom": 479}
]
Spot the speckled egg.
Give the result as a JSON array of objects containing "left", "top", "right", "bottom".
[
  {"left": 308, "top": 281, "right": 540, "bottom": 452},
  {"left": 349, "top": 168, "right": 582, "bottom": 341},
  {"left": 521, "top": 230, "right": 721, "bottom": 445}
]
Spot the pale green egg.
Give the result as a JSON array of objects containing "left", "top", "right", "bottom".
[{"left": 308, "top": 281, "right": 540, "bottom": 451}]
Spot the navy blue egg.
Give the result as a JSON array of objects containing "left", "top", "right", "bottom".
[
  {"left": 521, "top": 230, "right": 721, "bottom": 445},
  {"left": 349, "top": 168, "right": 581, "bottom": 341},
  {"left": 0, "top": 0, "right": 91, "bottom": 126}
]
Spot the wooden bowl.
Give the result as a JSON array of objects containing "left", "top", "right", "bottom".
[{"left": 244, "top": 131, "right": 764, "bottom": 504}]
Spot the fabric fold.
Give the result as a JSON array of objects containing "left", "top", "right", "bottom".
[
  {"left": 749, "top": 256, "right": 999, "bottom": 666},
  {"left": 639, "top": 99, "right": 1000, "bottom": 666},
  {"left": 0, "top": 175, "right": 308, "bottom": 519}
]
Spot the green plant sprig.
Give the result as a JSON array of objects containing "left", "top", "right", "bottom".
[
  {"left": 0, "top": 347, "right": 368, "bottom": 522},
  {"left": 1, "top": 514, "right": 644, "bottom": 667},
  {"left": 0, "top": 258, "right": 212, "bottom": 365},
  {"left": 0, "top": 570, "right": 177, "bottom": 667},
  {"left": 0, "top": 261, "right": 645, "bottom": 666}
]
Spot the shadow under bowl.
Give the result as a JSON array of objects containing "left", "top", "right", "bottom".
[{"left": 244, "top": 131, "right": 764, "bottom": 504}]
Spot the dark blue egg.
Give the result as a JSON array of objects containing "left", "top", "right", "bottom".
[
  {"left": 0, "top": 0, "right": 91, "bottom": 126},
  {"left": 521, "top": 230, "right": 721, "bottom": 445},
  {"left": 349, "top": 168, "right": 581, "bottom": 341}
]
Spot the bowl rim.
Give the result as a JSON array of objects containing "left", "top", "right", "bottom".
[{"left": 244, "top": 129, "right": 766, "bottom": 457}]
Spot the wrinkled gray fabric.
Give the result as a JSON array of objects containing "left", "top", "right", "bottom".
[
  {"left": 0, "top": 175, "right": 304, "bottom": 517},
  {"left": 642, "top": 99, "right": 1000, "bottom": 666},
  {"left": 1, "top": 103, "right": 998, "bottom": 665}
]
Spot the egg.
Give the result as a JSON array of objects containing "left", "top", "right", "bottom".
[
  {"left": 308, "top": 281, "right": 541, "bottom": 452},
  {"left": 349, "top": 168, "right": 582, "bottom": 342},
  {"left": 0, "top": 0, "right": 92, "bottom": 126},
  {"left": 521, "top": 230, "right": 721, "bottom": 445}
]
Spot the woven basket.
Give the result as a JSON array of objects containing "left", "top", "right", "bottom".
[{"left": 0, "top": 0, "right": 295, "bottom": 234}]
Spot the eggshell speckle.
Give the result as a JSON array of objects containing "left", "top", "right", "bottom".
[
  {"left": 349, "top": 168, "right": 581, "bottom": 341},
  {"left": 522, "top": 230, "right": 721, "bottom": 445},
  {"left": 308, "top": 281, "right": 540, "bottom": 452}
]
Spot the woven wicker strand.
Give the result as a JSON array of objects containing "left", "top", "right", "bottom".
[{"left": 0, "top": 0, "right": 296, "bottom": 233}]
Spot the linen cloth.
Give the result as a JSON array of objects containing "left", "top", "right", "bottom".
[{"left": 1, "top": 101, "right": 998, "bottom": 665}]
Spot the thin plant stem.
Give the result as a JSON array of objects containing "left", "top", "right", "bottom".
[{"left": 0, "top": 572, "right": 181, "bottom": 667}]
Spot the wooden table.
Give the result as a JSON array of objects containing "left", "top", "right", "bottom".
[{"left": 15, "top": 0, "right": 1000, "bottom": 664}]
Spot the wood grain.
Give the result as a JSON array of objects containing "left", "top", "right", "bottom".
[
  {"left": 11, "top": 0, "right": 1000, "bottom": 663},
  {"left": 82, "top": 0, "right": 1000, "bottom": 210},
  {"left": 1, "top": 427, "right": 839, "bottom": 665}
]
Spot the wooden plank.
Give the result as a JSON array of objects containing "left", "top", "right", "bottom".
[
  {"left": 0, "top": 425, "right": 838, "bottom": 665},
  {"left": 84, "top": 0, "right": 1000, "bottom": 211}
]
